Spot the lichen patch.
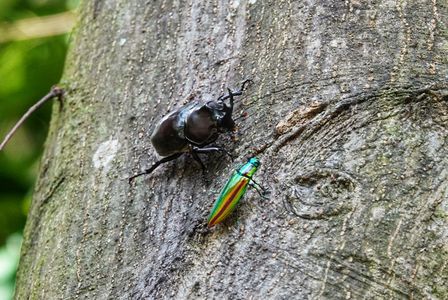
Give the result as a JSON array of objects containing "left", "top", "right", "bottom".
[{"left": 92, "top": 139, "right": 120, "bottom": 172}]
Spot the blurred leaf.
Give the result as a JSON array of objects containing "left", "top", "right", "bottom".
[
  {"left": 0, "top": 12, "right": 75, "bottom": 43},
  {"left": 0, "top": 233, "right": 22, "bottom": 300},
  {"left": 0, "top": 0, "right": 78, "bottom": 247},
  {"left": 0, "top": 44, "right": 25, "bottom": 96},
  {"left": 0, "top": 2, "right": 78, "bottom": 299},
  {"left": 0, "top": 197, "right": 26, "bottom": 245}
]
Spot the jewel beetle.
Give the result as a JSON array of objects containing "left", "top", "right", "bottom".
[
  {"left": 208, "top": 156, "right": 267, "bottom": 227},
  {"left": 129, "top": 80, "right": 252, "bottom": 182}
]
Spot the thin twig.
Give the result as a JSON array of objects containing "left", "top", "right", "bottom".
[{"left": 0, "top": 85, "right": 64, "bottom": 151}]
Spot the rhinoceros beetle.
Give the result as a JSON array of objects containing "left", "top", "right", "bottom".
[{"left": 129, "top": 80, "right": 251, "bottom": 182}]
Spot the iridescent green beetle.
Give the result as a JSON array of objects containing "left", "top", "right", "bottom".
[{"left": 208, "top": 157, "right": 267, "bottom": 227}]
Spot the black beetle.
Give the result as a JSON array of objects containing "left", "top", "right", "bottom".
[{"left": 129, "top": 80, "right": 251, "bottom": 182}]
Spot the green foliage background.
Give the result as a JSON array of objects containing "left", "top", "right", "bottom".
[{"left": 0, "top": 0, "right": 78, "bottom": 298}]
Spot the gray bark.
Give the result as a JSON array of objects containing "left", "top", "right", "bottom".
[{"left": 16, "top": 0, "right": 448, "bottom": 299}]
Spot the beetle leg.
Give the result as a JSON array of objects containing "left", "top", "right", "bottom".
[
  {"left": 191, "top": 151, "right": 206, "bottom": 174},
  {"left": 128, "top": 152, "right": 183, "bottom": 183},
  {"left": 227, "top": 88, "right": 234, "bottom": 110},
  {"left": 192, "top": 146, "right": 233, "bottom": 160},
  {"left": 248, "top": 180, "right": 270, "bottom": 199},
  {"left": 239, "top": 173, "right": 269, "bottom": 199},
  {"left": 249, "top": 182, "right": 265, "bottom": 198}
]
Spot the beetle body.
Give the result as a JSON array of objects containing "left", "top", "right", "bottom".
[
  {"left": 150, "top": 99, "right": 234, "bottom": 157},
  {"left": 208, "top": 157, "right": 265, "bottom": 227},
  {"left": 129, "top": 80, "right": 251, "bottom": 182}
]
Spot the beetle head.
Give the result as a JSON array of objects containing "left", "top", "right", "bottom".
[
  {"left": 248, "top": 157, "right": 260, "bottom": 167},
  {"left": 206, "top": 99, "right": 235, "bottom": 132}
]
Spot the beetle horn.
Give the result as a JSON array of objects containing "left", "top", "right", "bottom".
[{"left": 216, "top": 79, "right": 252, "bottom": 103}]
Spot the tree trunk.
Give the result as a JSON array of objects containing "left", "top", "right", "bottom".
[{"left": 15, "top": 1, "right": 448, "bottom": 299}]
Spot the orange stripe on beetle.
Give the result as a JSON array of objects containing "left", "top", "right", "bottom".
[{"left": 208, "top": 179, "right": 247, "bottom": 226}]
